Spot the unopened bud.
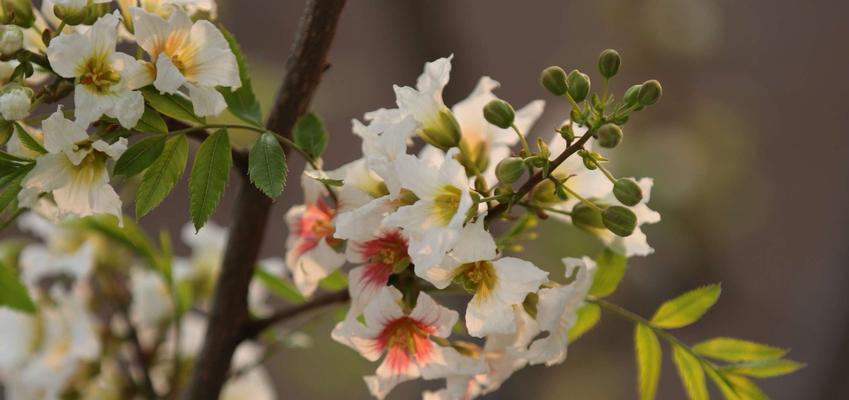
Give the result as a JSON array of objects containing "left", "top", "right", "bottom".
[
  {"left": 53, "top": 2, "right": 88, "bottom": 26},
  {"left": 596, "top": 123, "right": 622, "bottom": 148},
  {"left": 540, "top": 66, "right": 567, "bottom": 96},
  {"left": 598, "top": 49, "right": 620, "bottom": 79},
  {"left": 602, "top": 205, "right": 637, "bottom": 237},
  {"left": 623, "top": 84, "right": 641, "bottom": 107},
  {"left": 571, "top": 203, "right": 605, "bottom": 230},
  {"left": 558, "top": 123, "right": 574, "bottom": 141},
  {"left": 82, "top": 3, "right": 110, "bottom": 25},
  {"left": 567, "top": 69, "right": 590, "bottom": 102},
  {"left": 495, "top": 157, "right": 525, "bottom": 184},
  {"left": 638, "top": 79, "right": 662, "bottom": 106},
  {"left": 0, "top": 86, "right": 31, "bottom": 121},
  {"left": 0, "top": 25, "right": 22, "bottom": 57},
  {"left": 1, "top": 0, "right": 35, "bottom": 27},
  {"left": 419, "top": 109, "right": 461, "bottom": 151},
  {"left": 483, "top": 99, "right": 515, "bottom": 129},
  {"left": 613, "top": 178, "right": 643, "bottom": 206}
]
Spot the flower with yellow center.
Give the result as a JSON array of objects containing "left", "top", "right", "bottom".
[
  {"left": 421, "top": 218, "right": 549, "bottom": 338},
  {"left": 383, "top": 148, "right": 474, "bottom": 271},
  {"left": 19, "top": 108, "right": 127, "bottom": 225},
  {"left": 47, "top": 11, "right": 149, "bottom": 128},
  {"left": 131, "top": 6, "right": 240, "bottom": 117}
]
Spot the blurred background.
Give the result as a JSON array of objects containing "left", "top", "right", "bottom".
[{"left": 14, "top": 0, "right": 849, "bottom": 399}]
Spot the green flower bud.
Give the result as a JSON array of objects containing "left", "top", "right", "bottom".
[
  {"left": 83, "top": 3, "right": 111, "bottom": 25},
  {"left": 483, "top": 99, "right": 515, "bottom": 129},
  {"left": 596, "top": 123, "right": 622, "bottom": 148},
  {"left": 571, "top": 203, "right": 605, "bottom": 230},
  {"left": 532, "top": 179, "right": 559, "bottom": 204},
  {"left": 540, "top": 66, "right": 568, "bottom": 96},
  {"left": 623, "top": 84, "right": 641, "bottom": 107},
  {"left": 602, "top": 205, "right": 637, "bottom": 237},
  {"left": 637, "top": 79, "right": 662, "bottom": 106},
  {"left": 0, "top": 25, "right": 22, "bottom": 57},
  {"left": 54, "top": 2, "right": 89, "bottom": 26},
  {"left": 558, "top": 123, "right": 574, "bottom": 141},
  {"left": 419, "top": 109, "right": 461, "bottom": 151},
  {"left": 566, "top": 69, "right": 590, "bottom": 102},
  {"left": 495, "top": 157, "right": 525, "bottom": 184},
  {"left": 1, "top": 0, "right": 34, "bottom": 28},
  {"left": 493, "top": 185, "right": 512, "bottom": 198},
  {"left": 598, "top": 49, "right": 620, "bottom": 79},
  {"left": 613, "top": 178, "right": 643, "bottom": 206}
]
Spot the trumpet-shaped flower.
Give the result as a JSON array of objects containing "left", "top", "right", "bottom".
[
  {"left": 383, "top": 148, "right": 474, "bottom": 271},
  {"left": 345, "top": 229, "right": 409, "bottom": 316},
  {"left": 19, "top": 108, "right": 127, "bottom": 224},
  {"left": 332, "top": 287, "right": 486, "bottom": 399},
  {"left": 421, "top": 218, "right": 548, "bottom": 337},
  {"left": 47, "top": 12, "right": 148, "bottom": 128},
  {"left": 131, "top": 7, "right": 240, "bottom": 117},
  {"left": 394, "top": 56, "right": 462, "bottom": 149},
  {"left": 527, "top": 257, "right": 596, "bottom": 366}
]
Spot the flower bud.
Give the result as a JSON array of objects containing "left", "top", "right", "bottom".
[
  {"left": 82, "top": 3, "right": 111, "bottom": 25},
  {"left": 540, "top": 66, "right": 567, "bottom": 96},
  {"left": 558, "top": 123, "right": 574, "bottom": 141},
  {"left": 495, "top": 157, "right": 525, "bottom": 184},
  {"left": 613, "top": 178, "right": 643, "bottom": 206},
  {"left": 566, "top": 69, "right": 590, "bottom": 102},
  {"left": 638, "top": 79, "right": 662, "bottom": 106},
  {"left": 0, "top": 25, "right": 22, "bottom": 57},
  {"left": 483, "top": 99, "right": 515, "bottom": 129},
  {"left": 602, "top": 205, "right": 637, "bottom": 237},
  {"left": 53, "top": 1, "right": 89, "bottom": 26},
  {"left": 571, "top": 203, "right": 605, "bottom": 230},
  {"left": 0, "top": 86, "right": 30, "bottom": 121},
  {"left": 623, "top": 84, "right": 641, "bottom": 107},
  {"left": 419, "top": 109, "right": 461, "bottom": 151},
  {"left": 1, "top": 0, "right": 35, "bottom": 27},
  {"left": 596, "top": 123, "right": 622, "bottom": 148},
  {"left": 598, "top": 49, "right": 620, "bottom": 79}
]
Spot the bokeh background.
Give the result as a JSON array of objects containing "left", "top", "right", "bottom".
[{"left": 13, "top": 0, "right": 849, "bottom": 399}]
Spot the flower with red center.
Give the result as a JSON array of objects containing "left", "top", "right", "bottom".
[
  {"left": 345, "top": 230, "right": 410, "bottom": 316},
  {"left": 332, "top": 287, "right": 486, "bottom": 399},
  {"left": 285, "top": 174, "right": 346, "bottom": 297}
]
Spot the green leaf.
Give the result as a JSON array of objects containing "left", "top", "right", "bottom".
[
  {"left": 672, "top": 345, "right": 708, "bottom": 400},
  {"left": 114, "top": 135, "right": 167, "bottom": 177},
  {"left": 141, "top": 87, "right": 205, "bottom": 125},
  {"left": 650, "top": 284, "right": 721, "bottom": 329},
  {"left": 248, "top": 132, "right": 287, "bottom": 198},
  {"left": 293, "top": 112, "right": 327, "bottom": 159},
  {"left": 589, "top": 248, "right": 627, "bottom": 298},
  {"left": 304, "top": 170, "right": 343, "bottom": 186},
  {"left": 319, "top": 270, "right": 348, "bottom": 291},
  {"left": 724, "top": 373, "right": 767, "bottom": 400},
  {"left": 705, "top": 366, "right": 741, "bottom": 400},
  {"left": 635, "top": 324, "right": 662, "bottom": 400},
  {"left": 136, "top": 134, "right": 188, "bottom": 218},
  {"left": 255, "top": 267, "right": 304, "bottom": 304},
  {"left": 568, "top": 302, "right": 601, "bottom": 342},
  {"left": 721, "top": 359, "right": 804, "bottom": 378},
  {"left": 692, "top": 337, "right": 788, "bottom": 363},
  {"left": 189, "top": 129, "right": 231, "bottom": 230},
  {"left": 136, "top": 106, "right": 169, "bottom": 133},
  {"left": 0, "top": 262, "right": 35, "bottom": 313},
  {"left": 13, "top": 123, "right": 46, "bottom": 154},
  {"left": 217, "top": 25, "right": 262, "bottom": 126},
  {"left": 72, "top": 216, "right": 159, "bottom": 267}
]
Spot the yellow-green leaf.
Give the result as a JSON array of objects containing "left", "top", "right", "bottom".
[
  {"left": 724, "top": 373, "right": 767, "bottom": 400},
  {"left": 721, "top": 359, "right": 804, "bottom": 378},
  {"left": 136, "top": 134, "right": 188, "bottom": 218},
  {"left": 650, "top": 284, "right": 721, "bottom": 329},
  {"left": 705, "top": 366, "right": 741, "bottom": 400},
  {"left": 0, "top": 262, "right": 35, "bottom": 313},
  {"left": 13, "top": 123, "right": 45, "bottom": 154},
  {"left": 635, "top": 324, "right": 662, "bottom": 400},
  {"left": 319, "top": 270, "right": 348, "bottom": 291},
  {"left": 589, "top": 248, "right": 627, "bottom": 298},
  {"left": 672, "top": 345, "right": 708, "bottom": 400},
  {"left": 189, "top": 129, "right": 231, "bottom": 231},
  {"left": 692, "top": 337, "right": 787, "bottom": 363},
  {"left": 568, "top": 303, "right": 601, "bottom": 342}
]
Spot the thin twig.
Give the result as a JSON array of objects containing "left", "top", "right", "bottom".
[{"left": 244, "top": 290, "right": 350, "bottom": 339}]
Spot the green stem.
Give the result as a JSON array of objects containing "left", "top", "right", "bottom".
[
  {"left": 511, "top": 123, "right": 532, "bottom": 157},
  {"left": 554, "top": 178, "right": 603, "bottom": 212},
  {"left": 562, "top": 93, "right": 582, "bottom": 112},
  {"left": 590, "top": 158, "right": 616, "bottom": 183},
  {"left": 518, "top": 201, "right": 572, "bottom": 216}
]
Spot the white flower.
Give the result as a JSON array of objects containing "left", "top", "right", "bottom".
[
  {"left": 451, "top": 77, "right": 544, "bottom": 186},
  {"left": 383, "top": 148, "right": 474, "bottom": 271},
  {"left": 332, "top": 287, "right": 487, "bottom": 399},
  {"left": 0, "top": 88, "right": 31, "bottom": 121},
  {"left": 527, "top": 257, "right": 596, "bottom": 366},
  {"left": 344, "top": 229, "right": 409, "bottom": 316},
  {"left": 421, "top": 218, "right": 548, "bottom": 337},
  {"left": 47, "top": 11, "right": 149, "bottom": 128},
  {"left": 19, "top": 108, "right": 127, "bottom": 224},
  {"left": 0, "top": 25, "right": 23, "bottom": 56},
  {"left": 131, "top": 6, "right": 240, "bottom": 117},
  {"left": 130, "top": 267, "right": 173, "bottom": 327},
  {"left": 394, "top": 56, "right": 462, "bottom": 149},
  {"left": 126, "top": 0, "right": 217, "bottom": 19},
  {"left": 285, "top": 172, "right": 346, "bottom": 297}
]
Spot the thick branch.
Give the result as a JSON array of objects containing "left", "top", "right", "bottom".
[
  {"left": 180, "top": 1, "right": 346, "bottom": 399},
  {"left": 486, "top": 132, "right": 594, "bottom": 223},
  {"left": 244, "top": 290, "right": 350, "bottom": 339}
]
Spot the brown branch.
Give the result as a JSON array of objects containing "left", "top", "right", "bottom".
[
  {"left": 180, "top": 1, "right": 347, "bottom": 399},
  {"left": 486, "top": 131, "right": 595, "bottom": 223},
  {"left": 244, "top": 290, "right": 350, "bottom": 339}
]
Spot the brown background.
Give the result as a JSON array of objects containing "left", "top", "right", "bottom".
[{"left": 14, "top": 0, "right": 849, "bottom": 399}]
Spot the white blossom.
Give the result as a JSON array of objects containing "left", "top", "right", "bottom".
[{"left": 0, "top": 88, "right": 31, "bottom": 121}]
